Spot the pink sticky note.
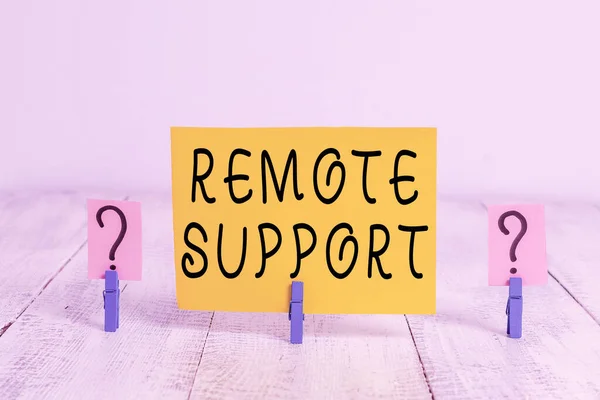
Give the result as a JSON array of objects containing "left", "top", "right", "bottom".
[
  {"left": 87, "top": 199, "right": 142, "bottom": 280},
  {"left": 488, "top": 204, "right": 547, "bottom": 286}
]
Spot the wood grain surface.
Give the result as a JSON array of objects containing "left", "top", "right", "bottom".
[{"left": 0, "top": 192, "right": 598, "bottom": 399}]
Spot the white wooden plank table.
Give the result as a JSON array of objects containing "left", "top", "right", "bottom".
[
  {"left": 0, "top": 193, "right": 213, "bottom": 400},
  {"left": 406, "top": 201, "right": 600, "bottom": 399},
  {"left": 0, "top": 192, "right": 95, "bottom": 334},
  {"left": 0, "top": 192, "right": 598, "bottom": 400},
  {"left": 545, "top": 203, "right": 600, "bottom": 324}
]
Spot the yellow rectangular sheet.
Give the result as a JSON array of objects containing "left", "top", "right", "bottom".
[{"left": 171, "top": 127, "right": 436, "bottom": 314}]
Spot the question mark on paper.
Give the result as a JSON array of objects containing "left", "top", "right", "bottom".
[
  {"left": 498, "top": 210, "right": 527, "bottom": 274},
  {"left": 96, "top": 205, "right": 128, "bottom": 271}
]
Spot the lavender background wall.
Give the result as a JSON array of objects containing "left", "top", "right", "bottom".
[{"left": 1, "top": 1, "right": 598, "bottom": 200}]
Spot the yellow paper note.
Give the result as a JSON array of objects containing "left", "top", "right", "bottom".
[{"left": 171, "top": 127, "right": 436, "bottom": 314}]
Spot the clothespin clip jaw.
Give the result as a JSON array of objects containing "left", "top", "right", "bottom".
[
  {"left": 103, "top": 269, "right": 120, "bottom": 332},
  {"left": 506, "top": 277, "right": 523, "bottom": 339},
  {"left": 289, "top": 281, "right": 304, "bottom": 344}
]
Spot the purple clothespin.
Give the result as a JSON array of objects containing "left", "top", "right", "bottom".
[
  {"left": 103, "top": 269, "right": 120, "bottom": 332},
  {"left": 506, "top": 277, "right": 522, "bottom": 338},
  {"left": 288, "top": 281, "right": 304, "bottom": 344}
]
